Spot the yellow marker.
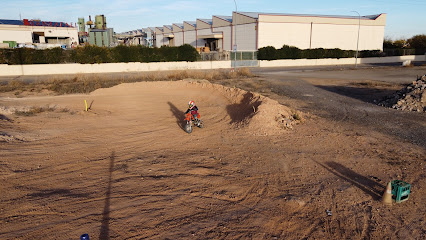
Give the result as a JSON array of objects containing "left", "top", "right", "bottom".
[
  {"left": 85, "top": 100, "right": 88, "bottom": 111},
  {"left": 253, "top": 106, "right": 256, "bottom": 113}
]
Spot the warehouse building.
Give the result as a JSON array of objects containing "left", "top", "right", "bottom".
[
  {"left": 0, "top": 18, "right": 78, "bottom": 49},
  {"left": 234, "top": 12, "right": 387, "bottom": 51},
  {"left": 131, "top": 11, "right": 387, "bottom": 52}
]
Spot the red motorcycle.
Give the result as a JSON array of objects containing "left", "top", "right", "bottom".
[{"left": 184, "top": 112, "right": 204, "bottom": 133}]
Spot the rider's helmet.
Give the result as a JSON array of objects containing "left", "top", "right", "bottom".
[{"left": 188, "top": 100, "right": 195, "bottom": 109}]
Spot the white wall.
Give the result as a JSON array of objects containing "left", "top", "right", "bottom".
[
  {"left": 184, "top": 30, "right": 197, "bottom": 48},
  {"left": 0, "top": 26, "right": 78, "bottom": 45},
  {"left": 0, "top": 61, "right": 232, "bottom": 76},
  {"left": 258, "top": 22, "right": 311, "bottom": 49},
  {"left": 258, "top": 22, "right": 385, "bottom": 51},
  {"left": 359, "top": 25, "right": 385, "bottom": 51},
  {"left": 1, "top": 56, "right": 424, "bottom": 77},
  {"left": 155, "top": 34, "right": 164, "bottom": 47},
  {"left": 235, "top": 23, "right": 257, "bottom": 51},
  {"left": 311, "top": 24, "right": 385, "bottom": 50},
  {"left": 213, "top": 26, "right": 232, "bottom": 51},
  {"left": 44, "top": 27, "right": 78, "bottom": 43},
  {"left": 0, "top": 29, "right": 33, "bottom": 43},
  {"left": 174, "top": 32, "right": 184, "bottom": 47}
]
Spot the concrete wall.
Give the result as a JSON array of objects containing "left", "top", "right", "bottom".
[
  {"left": 1, "top": 55, "right": 424, "bottom": 77},
  {"left": 0, "top": 61, "right": 232, "bottom": 76},
  {"left": 259, "top": 55, "right": 425, "bottom": 68}
]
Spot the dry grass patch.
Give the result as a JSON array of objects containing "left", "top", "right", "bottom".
[
  {"left": 1, "top": 68, "right": 256, "bottom": 95},
  {"left": 14, "top": 106, "right": 56, "bottom": 116}
]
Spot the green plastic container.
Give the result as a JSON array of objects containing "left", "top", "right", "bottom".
[
  {"left": 3, "top": 41, "right": 17, "bottom": 48},
  {"left": 391, "top": 180, "right": 411, "bottom": 203}
]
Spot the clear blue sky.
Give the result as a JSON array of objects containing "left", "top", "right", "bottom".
[{"left": 1, "top": 0, "right": 425, "bottom": 40}]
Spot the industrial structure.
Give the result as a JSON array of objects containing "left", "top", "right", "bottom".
[
  {"left": 0, "top": 18, "right": 78, "bottom": 49},
  {"left": 78, "top": 15, "right": 115, "bottom": 47},
  {"left": 121, "top": 11, "right": 387, "bottom": 53}
]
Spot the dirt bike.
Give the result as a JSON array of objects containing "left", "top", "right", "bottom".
[{"left": 184, "top": 112, "right": 204, "bottom": 133}]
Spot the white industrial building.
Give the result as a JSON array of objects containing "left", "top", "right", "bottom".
[
  {"left": 129, "top": 11, "right": 387, "bottom": 52},
  {"left": 0, "top": 19, "right": 78, "bottom": 48},
  {"left": 235, "top": 12, "right": 387, "bottom": 51}
]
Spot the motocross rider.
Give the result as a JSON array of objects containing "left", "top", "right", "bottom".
[{"left": 185, "top": 100, "right": 200, "bottom": 123}]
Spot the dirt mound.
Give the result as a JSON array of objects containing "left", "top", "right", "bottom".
[
  {"left": 378, "top": 76, "right": 426, "bottom": 112},
  {"left": 182, "top": 80, "right": 302, "bottom": 135}
]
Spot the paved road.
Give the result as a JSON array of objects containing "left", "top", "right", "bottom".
[{"left": 251, "top": 65, "right": 426, "bottom": 148}]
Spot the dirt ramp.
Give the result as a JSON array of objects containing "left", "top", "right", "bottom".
[{"left": 183, "top": 80, "right": 302, "bottom": 135}]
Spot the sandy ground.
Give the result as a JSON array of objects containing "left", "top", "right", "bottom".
[{"left": 0, "top": 66, "right": 425, "bottom": 239}]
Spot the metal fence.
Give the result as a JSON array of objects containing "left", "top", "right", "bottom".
[
  {"left": 230, "top": 51, "right": 258, "bottom": 61},
  {"left": 200, "top": 51, "right": 259, "bottom": 67},
  {"left": 199, "top": 51, "right": 257, "bottom": 61}
]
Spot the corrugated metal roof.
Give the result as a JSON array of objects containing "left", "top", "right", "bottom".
[
  {"left": 0, "top": 19, "right": 24, "bottom": 25},
  {"left": 184, "top": 21, "right": 197, "bottom": 27},
  {"left": 198, "top": 19, "right": 212, "bottom": 25},
  {"left": 237, "top": 11, "right": 380, "bottom": 20},
  {"left": 173, "top": 23, "right": 183, "bottom": 28},
  {"left": 214, "top": 16, "right": 232, "bottom": 22}
]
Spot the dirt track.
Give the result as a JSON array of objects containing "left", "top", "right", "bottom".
[{"left": 0, "top": 66, "right": 425, "bottom": 239}]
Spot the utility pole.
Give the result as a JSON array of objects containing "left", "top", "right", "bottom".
[
  {"left": 233, "top": 0, "right": 238, "bottom": 71},
  {"left": 351, "top": 11, "right": 360, "bottom": 68}
]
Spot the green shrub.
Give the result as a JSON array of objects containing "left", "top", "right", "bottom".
[
  {"left": 359, "top": 50, "right": 385, "bottom": 58},
  {"left": 407, "top": 35, "right": 426, "bottom": 49},
  {"left": 70, "top": 45, "right": 112, "bottom": 64},
  {"left": 177, "top": 44, "right": 199, "bottom": 62},
  {"left": 278, "top": 45, "right": 302, "bottom": 59},
  {"left": 303, "top": 48, "right": 327, "bottom": 59},
  {"left": 257, "top": 46, "right": 278, "bottom": 60},
  {"left": 110, "top": 45, "right": 140, "bottom": 62}
]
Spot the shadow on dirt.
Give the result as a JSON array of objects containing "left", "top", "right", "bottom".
[
  {"left": 226, "top": 92, "right": 262, "bottom": 124},
  {"left": 0, "top": 114, "right": 12, "bottom": 122},
  {"left": 315, "top": 85, "right": 399, "bottom": 104},
  {"left": 28, "top": 189, "right": 90, "bottom": 198},
  {"left": 314, "top": 160, "right": 384, "bottom": 200},
  {"left": 99, "top": 151, "right": 115, "bottom": 240},
  {"left": 167, "top": 102, "right": 186, "bottom": 130}
]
